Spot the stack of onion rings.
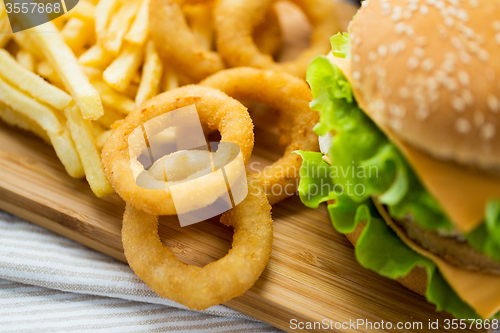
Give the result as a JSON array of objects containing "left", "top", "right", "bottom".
[
  {"left": 201, "top": 67, "right": 319, "bottom": 205},
  {"left": 214, "top": 0, "right": 339, "bottom": 78},
  {"left": 150, "top": 0, "right": 285, "bottom": 82},
  {"left": 103, "top": 86, "right": 274, "bottom": 310},
  {"left": 149, "top": 0, "right": 225, "bottom": 82},
  {"left": 122, "top": 175, "right": 273, "bottom": 310},
  {"left": 102, "top": 85, "right": 254, "bottom": 216}
]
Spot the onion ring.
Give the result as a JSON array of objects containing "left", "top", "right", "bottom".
[
  {"left": 253, "top": 6, "right": 283, "bottom": 57},
  {"left": 102, "top": 85, "right": 254, "bottom": 215},
  {"left": 149, "top": 0, "right": 224, "bottom": 82},
  {"left": 122, "top": 175, "right": 273, "bottom": 310},
  {"left": 214, "top": 0, "right": 339, "bottom": 78},
  {"left": 201, "top": 67, "right": 320, "bottom": 205}
]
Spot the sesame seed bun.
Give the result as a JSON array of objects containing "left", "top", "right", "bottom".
[{"left": 349, "top": 0, "right": 500, "bottom": 170}]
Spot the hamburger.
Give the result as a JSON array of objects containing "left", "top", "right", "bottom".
[{"left": 297, "top": 0, "right": 500, "bottom": 320}]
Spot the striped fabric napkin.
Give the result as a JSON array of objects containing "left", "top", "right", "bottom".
[{"left": 0, "top": 211, "right": 283, "bottom": 333}]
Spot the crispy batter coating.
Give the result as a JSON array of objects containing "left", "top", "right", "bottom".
[
  {"left": 102, "top": 85, "right": 254, "bottom": 215},
  {"left": 122, "top": 175, "right": 273, "bottom": 310},
  {"left": 201, "top": 68, "right": 319, "bottom": 204}
]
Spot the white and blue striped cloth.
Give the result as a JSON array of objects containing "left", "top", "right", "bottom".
[{"left": 0, "top": 211, "right": 283, "bottom": 333}]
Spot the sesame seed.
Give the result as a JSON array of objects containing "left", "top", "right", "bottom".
[
  {"left": 408, "top": 56, "right": 420, "bottom": 70},
  {"left": 481, "top": 123, "right": 496, "bottom": 140},
  {"left": 353, "top": 54, "right": 360, "bottom": 63},
  {"left": 474, "top": 112, "right": 485, "bottom": 126},
  {"left": 442, "top": 59, "right": 455, "bottom": 73},
  {"left": 369, "top": 52, "right": 377, "bottom": 62},
  {"left": 417, "top": 106, "right": 430, "bottom": 119},
  {"left": 422, "top": 58, "right": 434, "bottom": 71},
  {"left": 445, "top": 78, "right": 458, "bottom": 91},
  {"left": 391, "top": 6, "right": 403, "bottom": 21},
  {"left": 444, "top": 17, "right": 454, "bottom": 27},
  {"left": 494, "top": 21, "right": 500, "bottom": 31},
  {"left": 395, "top": 22, "right": 405, "bottom": 35},
  {"left": 478, "top": 49, "right": 490, "bottom": 62},
  {"left": 469, "top": 0, "right": 479, "bottom": 8},
  {"left": 414, "top": 47, "right": 425, "bottom": 58},
  {"left": 457, "top": 10, "right": 469, "bottom": 22},
  {"left": 456, "top": 118, "right": 471, "bottom": 133},
  {"left": 374, "top": 99, "right": 386, "bottom": 113},
  {"left": 420, "top": 5, "right": 429, "bottom": 15},
  {"left": 488, "top": 95, "right": 500, "bottom": 113},
  {"left": 378, "top": 45, "right": 388, "bottom": 57},
  {"left": 403, "top": 11, "right": 412, "bottom": 20},
  {"left": 353, "top": 71, "right": 361, "bottom": 80},
  {"left": 458, "top": 70, "right": 470, "bottom": 86},
  {"left": 436, "top": 69, "right": 448, "bottom": 83},
  {"left": 452, "top": 97, "right": 466, "bottom": 112},
  {"left": 399, "top": 87, "right": 411, "bottom": 98},
  {"left": 390, "top": 119, "right": 402, "bottom": 131},
  {"left": 362, "top": 0, "right": 369, "bottom": 7},
  {"left": 496, "top": 34, "right": 500, "bottom": 46},
  {"left": 459, "top": 51, "right": 471, "bottom": 64},
  {"left": 408, "top": 3, "right": 418, "bottom": 11},
  {"left": 416, "top": 36, "right": 427, "bottom": 46},
  {"left": 451, "top": 36, "right": 463, "bottom": 49},
  {"left": 462, "top": 90, "right": 474, "bottom": 105}
]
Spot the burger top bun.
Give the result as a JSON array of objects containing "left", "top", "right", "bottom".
[{"left": 350, "top": 0, "right": 500, "bottom": 171}]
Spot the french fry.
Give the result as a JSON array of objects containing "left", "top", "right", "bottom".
[
  {"left": 103, "top": 43, "right": 144, "bottom": 92},
  {"left": 125, "top": 0, "right": 150, "bottom": 46},
  {"left": 96, "top": 106, "right": 124, "bottom": 128},
  {"left": 60, "top": 1, "right": 95, "bottom": 23},
  {"left": 30, "top": 22, "right": 103, "bottom": 120},
  {"left": 80, "top": 65, "right": 103, "bottom": 82},
  {"left": 91, "top": 122, "right": 105, "bottom": 137},
  {"left": 135, "top": 41, "right": 163, "bottom": 106},
  {"left": 95, "top": 0, "right": 120, "bottom": 42},
  {"left": 36, "top": 61, "right": 65, "bottom": 89},
  {"left": 15, "top": 50, "right": 35, "bottom": 72},
  {"left": 95, "top": 129, "right": 113, "bottom": 150},
  {"left": 0, "top": 50, "right": 72, "bottom": 110},
  {"left": 92, "top": 80, "right": 135, "bottom": 115},
  {"left": 101, "top": 0, "right": 139, "bottom": 54},
  {"left": 161, "top": 65, "right": 179, "bottom": 92},
  {"left": 79, "top": 44, "right": 114, "bottom": 68},
  {"left": 123, "top": 83, "right": 139, "bottom": 99},
  {"left": 0, "top": 17, "right": 12, "bottom": 48},
  {"left": 64, "top": 104, "right": 114, "bottom": 197},
  {"left": 49, "top": 126, "right": 86, "bottom": 179},
  {"left": 0, "top": 78, "right": 84, "bottom": 178},
  {"left": 62, "top": 18, "right": 94, "bottom": 56},
  {"left": 0, "top": 102, "right": 51, "bottom": 143},
  {"left": 13, "top": 33, "right": 42, "bottom": 57}
]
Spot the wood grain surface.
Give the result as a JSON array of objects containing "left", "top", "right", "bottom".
[{"left": 0, "top": 2, "right": 483, "bottom": 333}]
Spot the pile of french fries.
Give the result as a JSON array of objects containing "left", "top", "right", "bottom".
[{"left": 0, "top": 0, "right": 188, "bottom": 197}]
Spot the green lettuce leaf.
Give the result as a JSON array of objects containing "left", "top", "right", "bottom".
[
  {"left": 330, "top": 32, "right": 350, "bottom": 59},
  {"left": 466, "top": 200, "right": 500, "bottom": 261},
  {"left": 298, "top": 53, "right": 500, "bottom": 319}
]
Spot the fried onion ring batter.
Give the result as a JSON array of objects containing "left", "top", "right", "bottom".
[
  {"left": 201, "top": 67, "right": 319, "bottom": 204},
  {"left": 150, "top": 0, "right": 225, "bottom": 82},
  {"left": 102, "top": 85, "right": 254, "bottom": 215},
  {"left": 122, "top": 175, "right": 273, "bottom": 310}
]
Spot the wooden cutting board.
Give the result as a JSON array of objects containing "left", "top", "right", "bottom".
[{"left": 0, "top": 2, "right": 484, "bottom": 333}]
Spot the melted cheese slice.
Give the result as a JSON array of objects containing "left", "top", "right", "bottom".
[
  {"left": 329, "top": 55, "right": 500, "bottom": 233},
  {"left": 374, "top": 200, "right": 500, "bottom": 319}
]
